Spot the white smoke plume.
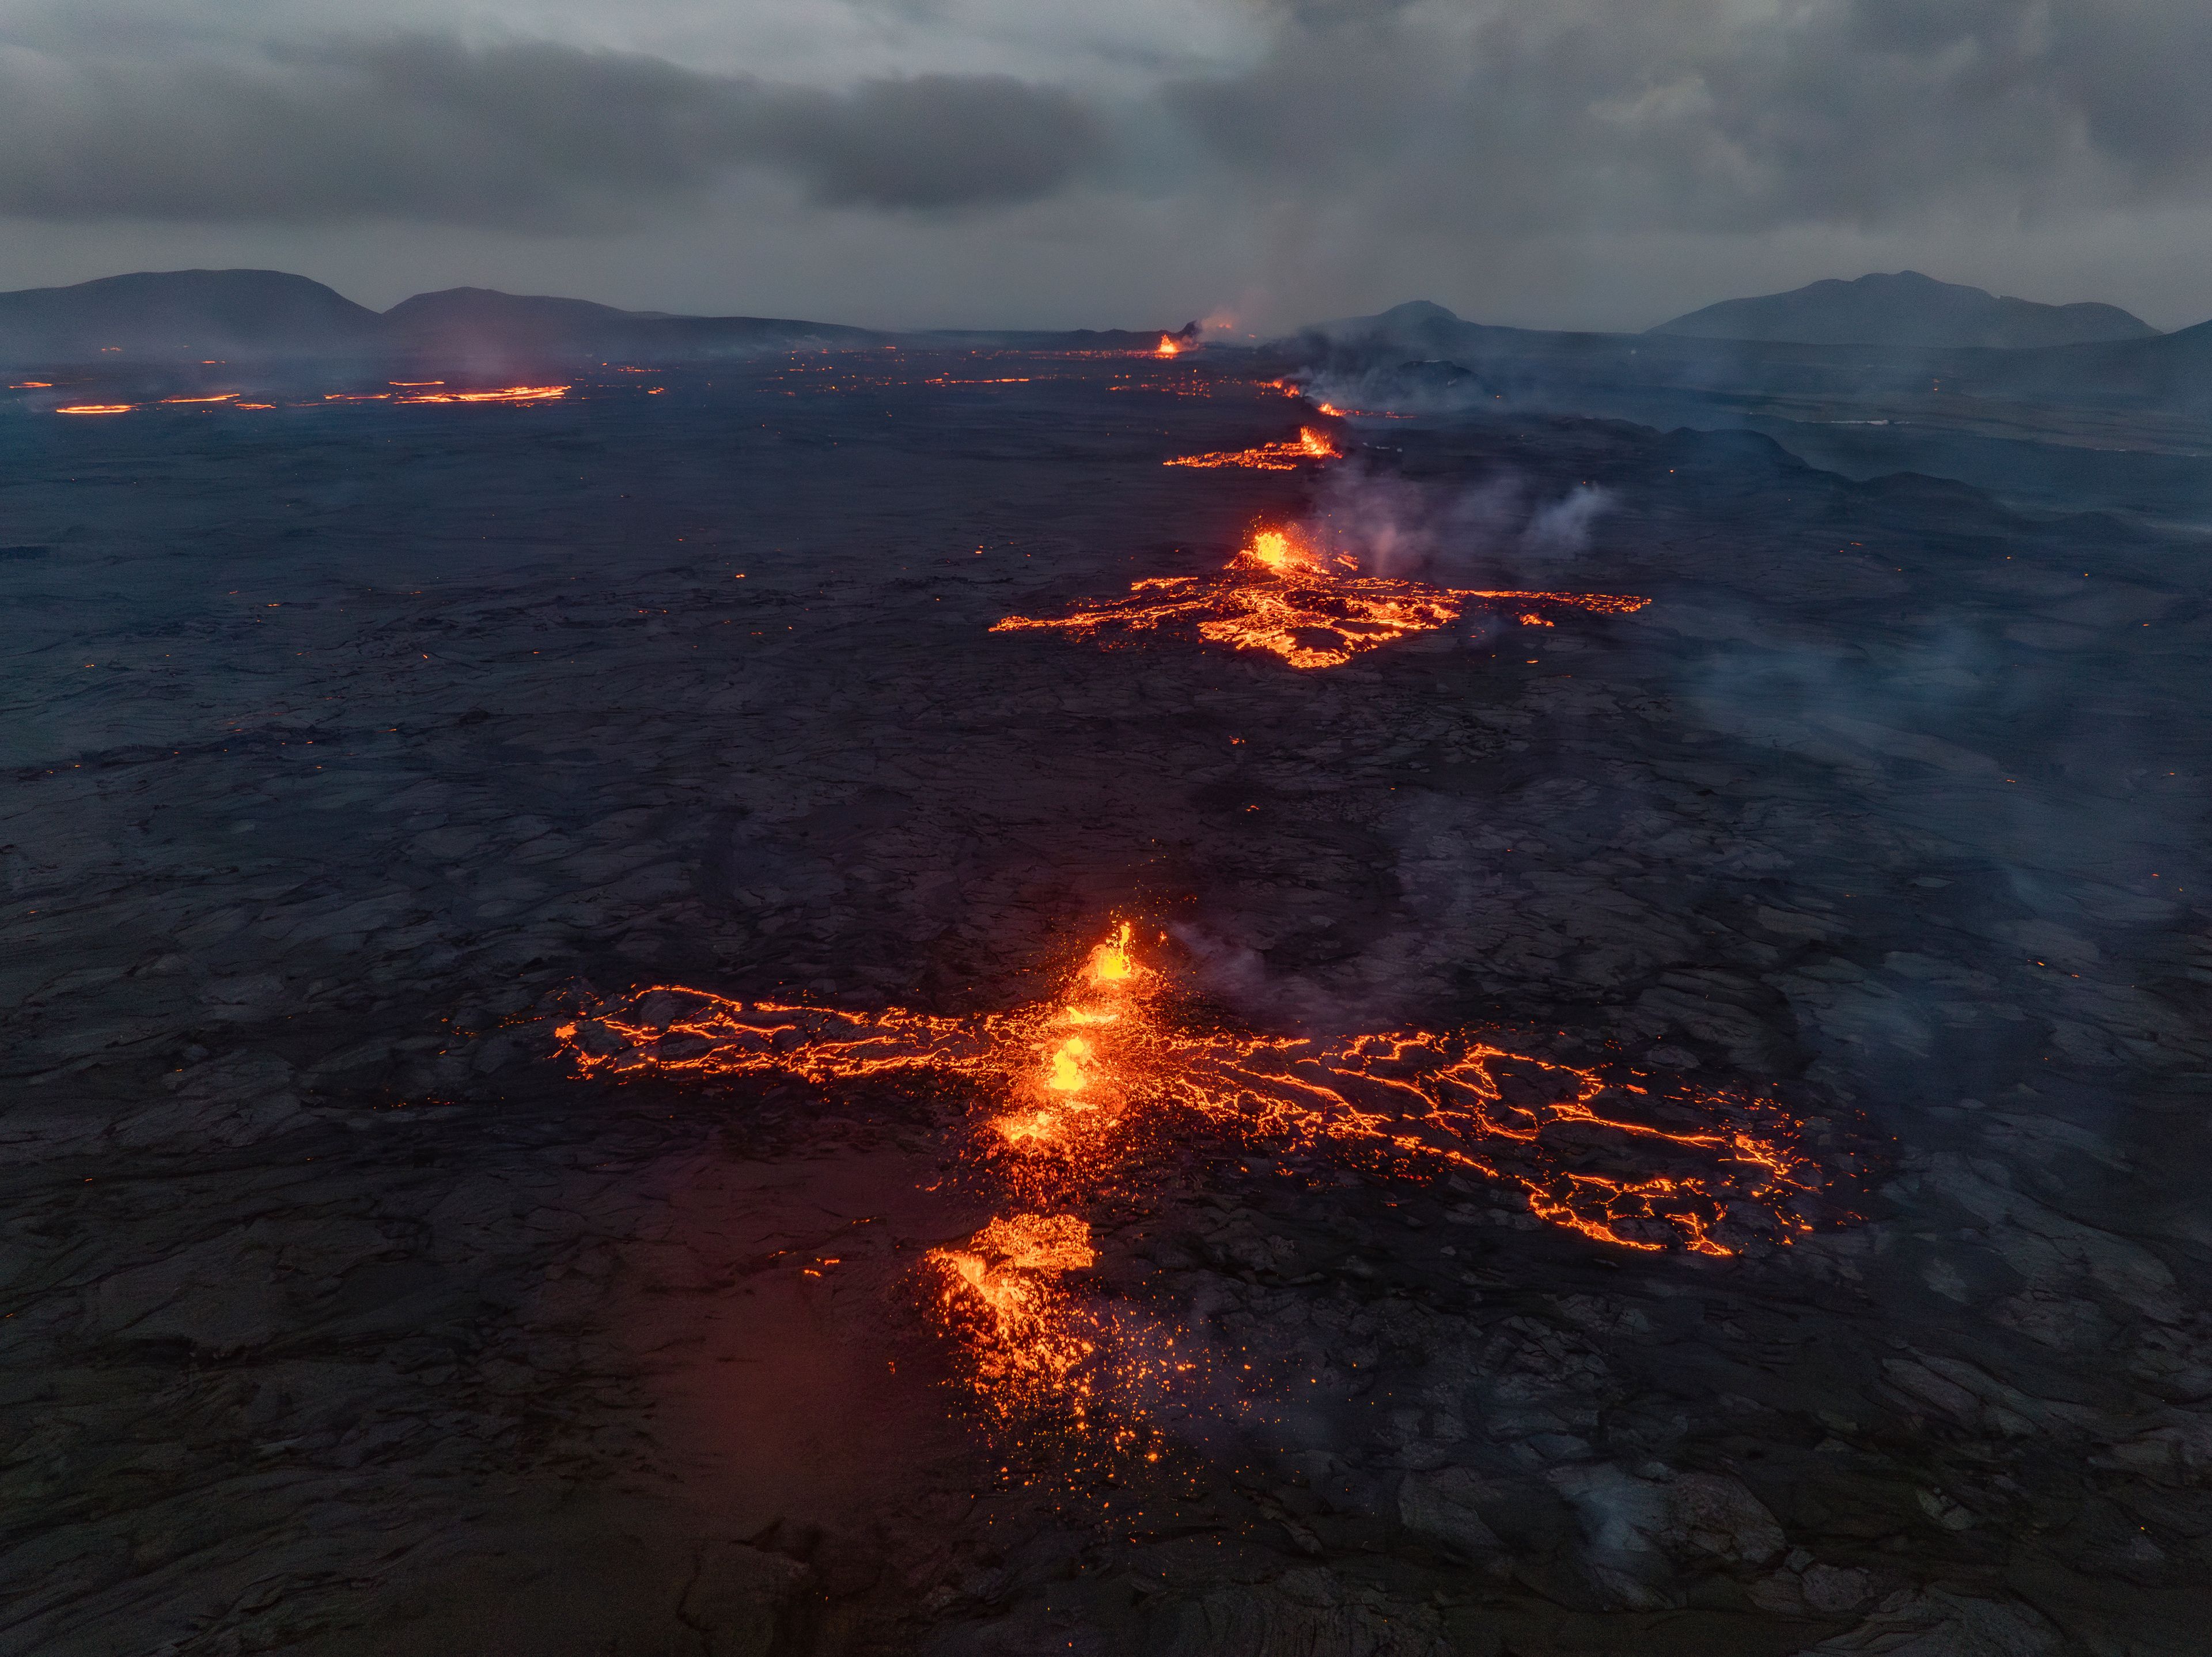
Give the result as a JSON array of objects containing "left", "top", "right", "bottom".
[{"left": 1297, "top": 459, "right": 1613, "bottom": 582}]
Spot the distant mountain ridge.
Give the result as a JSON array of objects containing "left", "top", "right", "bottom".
[
  {"left": 0, "top": 269, "right": 882, "bottom": 362},
  {"left": 1647, "top": 271, "right": 2157, "bottom": 349},
  {"left": 1282, "top": 294, "right": 2212, "bottom": 418},
  {"left": 0, "top": 270, "right": 382, "bottom": 357},
  {"left": 0, "top": 269, "right": 1202, "bottom": 362}
]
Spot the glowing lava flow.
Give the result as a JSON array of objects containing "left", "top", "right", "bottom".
[
  {"left": 559, "top": 922, "right": 1831, "bottom": 1419},
  {"left": 393, "top": 384, "right": 570, "bottom": 404},
  {"left": 1164, "top": 427, "right": 1339, "bottom": 471},
  {"left": 991, "top": 524, "right": 1650, "bottom": 669},
  {"left": 1155, "top": 334, "right": 1183, "bottom": 357}
]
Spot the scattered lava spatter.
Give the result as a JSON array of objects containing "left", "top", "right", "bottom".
[
  {"left": 558, "top": 923, "right": 1831, "bottom": 1424},
  {"left": 991, "top": 524, "right": 1650, "bottom": 669}
]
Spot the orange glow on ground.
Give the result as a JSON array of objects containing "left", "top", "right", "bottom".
[
  {"left": 561, "top": 922, "right": 1836, "bottom": 1426},
  {"left": 991, "top": 524, "right": 1650, "bottom": 669}
]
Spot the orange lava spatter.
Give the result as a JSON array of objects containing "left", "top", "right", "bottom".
[
  {"left": 926, "top": 1214, "right": 1101, "bottom": 1420},
  {"left": 990, "top": 524, "right": 1650, "bottom": 669}
]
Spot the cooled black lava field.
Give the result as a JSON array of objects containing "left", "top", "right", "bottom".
[{"left": 5, "top": 350, "right": 2210, "bottom": 1656}]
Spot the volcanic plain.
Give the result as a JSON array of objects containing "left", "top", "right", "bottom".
[{"left": 4, "top": 347, "right": 2209, "bottom": 1656}]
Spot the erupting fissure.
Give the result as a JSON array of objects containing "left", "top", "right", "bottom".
[
  {"left": 992, "top": 523, "right": 1649, "bottom": 669},
  {"left": 559, "top": 921, "right": 1836, "bottom": 1424},
  {"left": 1164, "top": 428, "right": 1339, "bottom": 471}
]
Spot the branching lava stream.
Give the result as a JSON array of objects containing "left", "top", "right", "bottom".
[{"left": 558, "top": 922, "right": 1839, "bottom": 1435}]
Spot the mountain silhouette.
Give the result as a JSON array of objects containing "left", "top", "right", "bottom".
[
  {"left": 0, "top": 270, "right": 877, "bottom": 361},
  {"left": 1647, "top": 271, "right": 2157, "bottom": 349},
  {"left": 0, "top": 269, "right": 381, "bottom": 357}
]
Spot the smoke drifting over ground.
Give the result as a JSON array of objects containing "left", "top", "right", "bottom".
[{"left": 1301, "top": 459, "right": 1615, "bottom": 584}]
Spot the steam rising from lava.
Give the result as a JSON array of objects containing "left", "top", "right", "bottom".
[
  {"left": 559, "top": 922, "right": 1839, "bottom": 1425},
  {"left": 991, "top": 523, "right": 1647, "bottom": 669}
]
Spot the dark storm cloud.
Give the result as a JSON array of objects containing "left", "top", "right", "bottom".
[
  {"left": 765, "top": 74, "right": 1101, "bottom": 209},
  {"left": 1172, "top": 0, "right": 2212, "bottom": 234},
  {"left": 0, "top": 33, "right": 1102, "bottom": 225},
  {"left": 4, "top": 0, "right": 2211, "bottom": 257}
]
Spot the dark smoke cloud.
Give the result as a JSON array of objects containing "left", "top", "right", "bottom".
[{"left": 0, "top": 33, "right": 1102, "bottom": 225}]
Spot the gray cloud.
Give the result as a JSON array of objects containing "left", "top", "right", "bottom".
[
  {"left": 21, "top": 3, "right": 2212, "bottom": 239},
  {"left": 762, "top": 74, "right": 1102, "bottom": 209},
  {"left": 2, "top": 2, "right": 2210, "bottom": 331},
  {"left": 1168, "top": 0, "right": 2212, "bottom": 236},
  {"left": 0, "top": 32, "right": 1103, "bottom": 225}
]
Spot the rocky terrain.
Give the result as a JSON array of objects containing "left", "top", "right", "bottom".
[{"left": 3, "top": 349, "right": 2208, "bottom": 1654}]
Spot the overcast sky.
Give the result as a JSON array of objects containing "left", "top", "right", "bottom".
[{"left": 3, "top": 0, "right": 2208, "bottom": 332}]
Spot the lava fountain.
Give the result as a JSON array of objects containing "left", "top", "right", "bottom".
[{"left": 991, "top": 524, "right": 1649, "bottom": 669}]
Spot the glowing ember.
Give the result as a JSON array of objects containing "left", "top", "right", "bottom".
[
  {"left": 55, "top": 404, "right": 132, "bottom": 415},
  {"left": 992, "top": 524, "right": 1649, "bottom": 669},
  {"left": 1164, "top": 427, "right": 1339, "bottom": 471}
]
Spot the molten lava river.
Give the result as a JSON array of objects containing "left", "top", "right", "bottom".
[
  {"left": 992, "top": 523, "right": 1649, "bottom": 670},
  {"left": 559, "top": 924, "right": 1839, "bottom": 1451}
]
